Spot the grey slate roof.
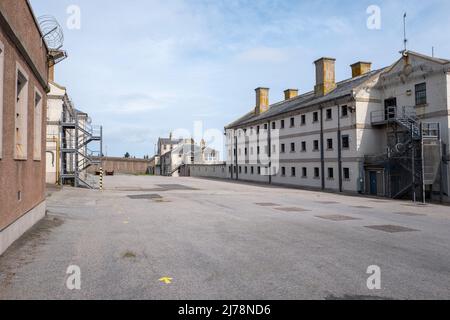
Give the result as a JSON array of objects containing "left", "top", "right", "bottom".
[
  {"left": 225, "top": 68, "right": 387, "bottom": 129},
  {"left": 158, "top": 138, "right": 183, "bottom": 145}
]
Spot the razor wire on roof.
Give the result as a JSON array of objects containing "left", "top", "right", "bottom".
[{"left": 38, "top": 15, "right": 64, "bottom": 50}]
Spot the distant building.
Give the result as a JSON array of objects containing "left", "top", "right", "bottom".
[
  {"left": 0, "top": 0, "right": 50, "bottom": 255},
  {"left": 221, "top": 51, "right": 450, "bottom": 203},
  {"left": 46, "top": 73, "right": 103, "bottom": 189},
  {"left": 155, "top": 136, "right": 220, "bottom": 176}
]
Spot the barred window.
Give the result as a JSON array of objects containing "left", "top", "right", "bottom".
[{"left": 415, "top": 83, "right": 427, "bottom": 105}]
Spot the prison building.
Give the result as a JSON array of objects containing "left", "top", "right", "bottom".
[
  {"left": 46, "top": 73, "right": 103, "bottom": 189},
  {"left": 224, "top": 51, "right": 450, "bottom": 203},
  {"left": 156, "top": 137, "right": 220, "bottom": 176},
  {"left": 0, "top": 0, "right": 50, "bottom": 255}
]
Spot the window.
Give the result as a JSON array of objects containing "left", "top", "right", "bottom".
[
  {"left": 245, "top": 166, "right": 248, "bottom": 174},
  {"left": 239, "top": 166, "right": 242, "bottom": 174},
  {"left": 341, "top": 105, "right": 348, "bottom": 118},
  {"left": 245, "top": 148, "right": 248, "bottom": 156},
  {"left": 15, "top": 64, "right": 29, "bottom": 160},
  {"left": 290, "top": 117, "right": 295, "bottom": 127},
  {"left": 257, "top": 146, "right": 260, "bottom": 155},
  {"left": 302, "top": 167, "right": 307, "bottom": 178},
  {"left": 301, "top": 141, "right": 306, "bottom": 152},
  {"left": 327, "top": 138, "right": 333, "bottom": 150},
  {"left": 343, "top": 168, "right": 350, "bottom": 180},
  {"left": 0, "top": 42, "right": 4, "bottom": 158},
  {"left": 290, "top": 143, "right": 296, "bottom": 152},
  {"left": 415, "top": 83, "right": 427, "bottom": 105},
  {"left": 272, "top": 122, "right": 276, "bottom": 130},
  {"left": 281, "top": 167, "right": 286, "bottom": 176},
  {"left": 313, "top": 140, "right": 319, "bottom": 151},
  {"left": 258, "top": 167, "right": 261, "bottom": 175},
  {"left": 281, "top": 144, "right": 286, "bottom": 153},
  {"left": 301, "top": 114, "right": 306, "bottom": 125},
  {"left": 257, "top": 126, "right": 260, "bottom": 134},
  {"left": 251, "top": 167, "right": 254, "bottom": 175},
  {"left": 328, "top": 168, "right": 334, "bottom": 179},
  {"left": 280, "top": 120, "right": 285, "bottom": 129},
  {"left": 264, "top": 124, "right": 268, "bottom": 130},
  {"left": 342, "top": 135, "right": 350, "bottom": 149},
  {"left": 314, "top": 167, "right": 320, "bottom": 179},
  {"left": 291, "top": 167, "right": 296, "bottom": 177},
  {"left": 313, "top": 112, "right": 319, "bottom": 123},
  {"left": 33, "top": 88, "right": 43, "bottom": 160},
  {"left": 326, "top": 109, "right": 332, "bottom": 120}
]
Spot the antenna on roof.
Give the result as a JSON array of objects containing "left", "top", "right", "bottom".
[{"left": 403, "top": 12, "right": 408, "bottom": 53}]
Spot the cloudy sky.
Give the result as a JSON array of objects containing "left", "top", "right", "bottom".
[{"left": 30, "top": 0, "right": 450, "bottom": 158}]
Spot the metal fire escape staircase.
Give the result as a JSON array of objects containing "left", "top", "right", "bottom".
[
  {"left": 369, "top": 106, "right": 442, "bottom": 202},
  {"left": 60, "top": 110, "right": 103, "bottom": 189}
]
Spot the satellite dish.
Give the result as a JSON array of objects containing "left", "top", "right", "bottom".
[{"left": 38, "top": 15, "right": 64, "bottom": 50}]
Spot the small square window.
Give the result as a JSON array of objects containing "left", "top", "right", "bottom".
[
  {"left": 342, "top": 136, "right": 350, "bottom": 149},
  {"left": 313, "top": 112, "right": 319, "bottom": 123},
  {"left": 301, "top": 141, "right": 306, "bottom": 152},
  {"left": 328, "top": 168, "right": 334, "bottom": 179},
  {"left": 327, "top": 139, "right": 333, "bottom": 150},
  {"left": 341, "top": 105, "right": 348, "bottom": 117},
  {"left": 314, "top": 168, "right": 320, "bottom": 179},
  {"left": 301, "top": 115, "right": 306, "bottom": 125},
  {"left": 343, "top": 168, "right": 350, "bottom": 180},
  {"left": 313, "top": 140, "right": 319, "bottom": 151}
]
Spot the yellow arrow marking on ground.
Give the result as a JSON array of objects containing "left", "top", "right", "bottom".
[{"left": 159, "top": 277, "right": 173, "bottom": 284}]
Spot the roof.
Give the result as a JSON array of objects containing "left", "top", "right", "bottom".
[
  {"left": 158, "top": 138, "right": 183, "bottom": 145},
  {"left": 406, "top": 50, "right": 450, "bottom": 65},
  {"left": 226, "top": 68, "right": 386, "bottom": 129}
]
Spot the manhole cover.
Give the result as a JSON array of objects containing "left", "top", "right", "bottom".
[
  {"left": 255, "top": 203, "right": 280, "bottom": 207},
  {"left": 394, "top": 212, "right": 426, "bottom": 217},
  {"left": 316, "top": 215, "right": 361, "bottom": 221},
  {"left": 128, "top": 194, "right": 162, "bottom": 200},
  {"left": 365, "top": 225, "right": 419, "bottom": 233},
  {"left": 157, "top": 184, "right": 197, "bottom": 191},
  {"left": 275, "top": 207, "right": 310, "bottom": 213},
  {"left": 316, "top": 201, "right": 340, "bottom": 205}
]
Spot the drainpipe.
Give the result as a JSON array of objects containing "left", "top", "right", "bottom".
[
  {"left": 337, "top": 103, "right": 343, "bottom": 192},
  {"left": 268, "top": 121, "right": 272, "bottom": 184},
  {"left": 320, "top": 106, "right": 325, "bottom": 190},
  {"left": 234, "top": 130, "right": 238, "bottom": 180}
]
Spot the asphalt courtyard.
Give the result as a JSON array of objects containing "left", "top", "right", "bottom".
[{"left": 1, "top": 175, "right": 450, "bottom": 300}]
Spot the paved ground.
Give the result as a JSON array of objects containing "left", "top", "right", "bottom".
[{"left": 1, "top": 176, "right": 450, "bottom": 300}]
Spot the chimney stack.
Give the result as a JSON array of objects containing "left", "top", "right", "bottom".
[
  {"left": 350, "top": 61, "right": 372, "bottom": 78},
  {"left": 255, "top": 87, "right": 270, "bottom": 115},
  {"left": 314, "top": 57, "right": 336, "bottom": 97},
  {"left": 284, "top": 89, "right": 299, "bottom": 100},
  {"left": 48, "top": 65, "right": 55, "bottom": 82}
]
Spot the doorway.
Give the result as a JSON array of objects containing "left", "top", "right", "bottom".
[{"left": 369, "top": 171, "right": 378, "bottom": 195}]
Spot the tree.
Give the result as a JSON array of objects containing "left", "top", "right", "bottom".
[{"left": 124, "top": 152, "right": 130, "bottom": 158}]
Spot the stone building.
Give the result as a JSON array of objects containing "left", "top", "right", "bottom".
[
  {"left": 0, "top": 0, "right": 50, "bottom": 255},
  {"left": 223, "top": 51, "right": 450, "bottom": 203}
]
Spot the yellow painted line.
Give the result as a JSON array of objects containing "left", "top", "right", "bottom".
[{"left": 159, "top": 277, "right": 173, "bottom": 284}]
